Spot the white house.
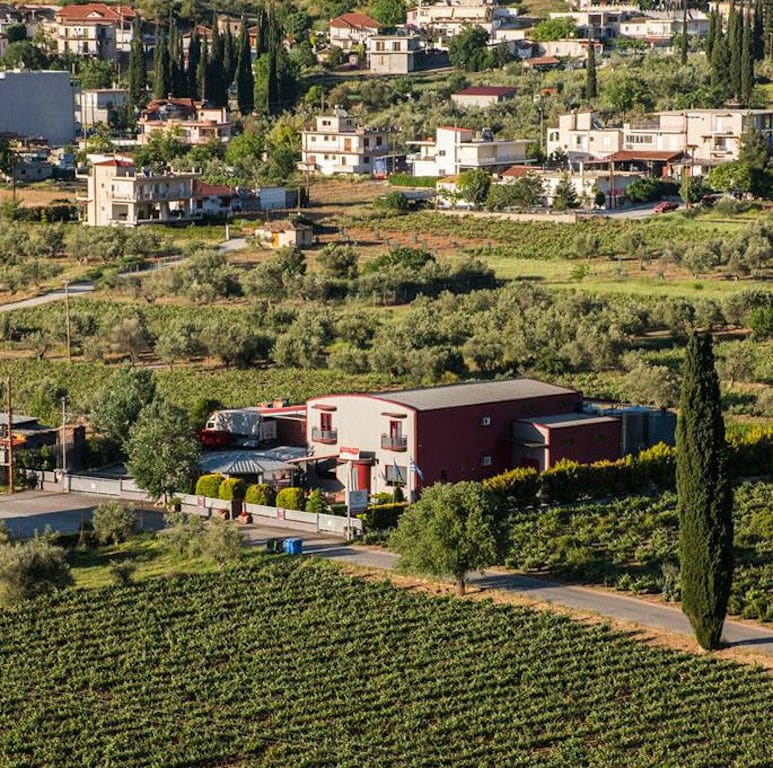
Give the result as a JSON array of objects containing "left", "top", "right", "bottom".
[
  {"left": 52, "top": 3, "right": 134, "bottom": 61},
  {"left": 451, "top": 85, "right": 517, "bottom": 108},
  {"left": 329, "top": 12, "right": 380, "bottom": 51},
  {"left": 300, "top": 109, "right": 390, "bottom": 175},
  {"left": 83, "top": 158, "right": 198, "bottom": 227},
  {"left": 408, "top": 126, "right": 530, "bottom": 177},
  {"left": 408, "top": 0, "right": 495, "bottom": 38},
  {"left": 254, "top": 220, "right": 313, "bottom": 249},
  {"left": 76, "top": 88, "right": 128, "bottom": 129}
]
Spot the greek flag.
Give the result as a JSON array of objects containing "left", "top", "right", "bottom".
[
  {"left": 393, "top": 458, "right": 405, "bottom": 484},
  {"left": 408, "top": 459, "right": 424, "bottom": 482}
]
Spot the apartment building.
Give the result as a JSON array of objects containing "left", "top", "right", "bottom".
[
  {"left": 53, "top": 3, "right": 134, "bottom": 61},
  {"left": 618, "top": 10, "right": 709, "bottom": 40},
  {"left": 138, "top": 98, "right": 230, "bottom": 146},
  {"left": 84, "top": 158, "right": 198, "bottom": 226},
  {"left": 547, "top": 109, "right": 773, "bottom": 174},
  {"left": 408, "top": 126, "right": 529, "bottom": 177},
  {"left": 329, "top": 12, "right": 380, "bottom": 51},
  {"left": 300, "top": 109, "right": 389, "bottom": 175},
  {"left": 366, "top": 31, "right": 422, "bottom": 73}
]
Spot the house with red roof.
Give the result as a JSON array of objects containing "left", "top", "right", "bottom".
[
  {"left": 451, "top": 85, "right": 517, "bottom": 109},
  {"left": 329, "top": 11, "right": 380, "bottom": 51},
  {"left": 138, "top": 98, "right": 230, "bottom": 146},
  {"left": 53, "top": 3, "right": 134, "bottom": 61}
]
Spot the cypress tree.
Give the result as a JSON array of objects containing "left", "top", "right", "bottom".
[
  {"left": 729, "top": 2, "right": 742, "bottom": 98},
  {"left": 677, "top": 332, "right": 733, "bottom": 652},
  {"left": 128, "top": 14, "right": 146, "bottom": 109},
  {"left": 765, "top": 0, "right": 773, "bottom": 57},
  {"left": 198, "top": 35, "right": 208, "bottom": 103},
  {"left": 225, "top": 24, "right": 237, "bottom": 84},
  {"left": 586, "top": 39, "right": 597, "bottom": 100},
  {"left": 711, "top": 25, "right": 730, "bottom": 95},
  {"left": 153, "top": 30, "right": 171, "bottom": 99},
  {"left": 753, "top": 0, "right": 765, "bottom": 59},
  {"left": 742, "top": 10, "right": 754, "bottom": 104},
  {"left": 207, "top": 17, "right": 227, "bottom": 107},
  {"left": 708, "top": 10, "right": 717, "bottom": 58},
  {"left": 681, "top": 0, "right": 688, "bottom": 64},
  {"left": 188, "top": 30, "right": 201, "bottom": 100},
  {"left": 236, "top": 16, "right": 254, "bottom": 115}
]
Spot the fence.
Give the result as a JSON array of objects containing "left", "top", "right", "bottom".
[{"left": 27, "top": 471, "right": 360, "bottom": 538}]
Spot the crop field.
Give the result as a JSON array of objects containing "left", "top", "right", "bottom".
[{"left": 0, "top": 558, "right": 770, "bottom": 768}]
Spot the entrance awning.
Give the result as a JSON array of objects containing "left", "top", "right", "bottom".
[{"left": 285, "top": 454, "right": 338, "bottom": 464}]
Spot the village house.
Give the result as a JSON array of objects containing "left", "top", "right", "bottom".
[
  {"left": 535, "top": 38, "right": 603, "bottom": 59},
  {"left": 408, "top": 0, "right": 495, "bottom": 39},
  {"left": 76, "top": 88, "right": 129, "bottom": 129},
  {"left": 83, "top": 158, "right": 199, "bottom": 226},
  {"left": 329, "top": 11, "right": 380, "bottom": 51},
  {"left": 366, "top": 30, "right": 422, "bottom": 74},
  {"left": 138, "top": 98, "right": 231, "bottom": 146},
  {"left": 407, "top": 126, "right": 530, "bottom": 177},
  {"left": 299, "top": 108, "right": 390, "bottom": 175},
  {"left": 254, "top": 220, "right": 314, "bottom": 249},
  {"left": 451, "top": 85, "right": 517, "bottom": 109},
  {"left": 547, "top": 108, "right": 773, "bottom": 175},
  {"left": 52, "top": 3, "right": 134, "bottom": 61}
]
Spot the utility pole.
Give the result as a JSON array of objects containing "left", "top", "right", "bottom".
[
  {"left": 63, "top": 279, "right": 72, "bottom": 362},
  {"left": 60, "top": 396, "right": 67, "bottom": 474},
  {"left": 5, "top": 377, "right": 13, "bottom": 494}
]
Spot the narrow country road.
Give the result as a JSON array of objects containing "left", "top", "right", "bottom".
[
  {"left": 6, "top": 490, "right": 773, "bottom": 655},
  {"left": 0, "top": 236, "right": 246, "bottom": 312}
]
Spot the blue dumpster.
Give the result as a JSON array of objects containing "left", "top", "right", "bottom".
[{"left": 283, "top": 538, "right": 303, "bottom": 555}]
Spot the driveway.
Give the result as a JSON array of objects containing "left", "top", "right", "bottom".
[
  {"left": 6, "top": 490, "right": 772, "bottom": 654},
  {"left": 0, "top": 282, "right": 95, "bottom": 312}
]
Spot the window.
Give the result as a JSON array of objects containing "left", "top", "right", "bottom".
[
  {"left": 480, "top": 416, "right": 491, "bottom": 427},
  {"left": 364, "top": 156, "right": 369, "bottom": 163},
  {"left": 376, "top": 41, "right": 385, "bottom": 51},
  {"left": 481, "top": 456, "right": 492, "bottom": 467},
  {"left": 392, "top": 41, "right": 401, "bottom": 51},
  {"left": 364, "top": 137, "right": 370, "bottom": 148},
  {"left": 320, "top": 412, "right": 332, "bottom": 432},
  {"left": 385, "top": 464, "right": 407, "bottom": 486}
]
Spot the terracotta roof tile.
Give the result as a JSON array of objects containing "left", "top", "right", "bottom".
[
  {"left": 454, "top": 86, "right": 517, "bottom": 97},
  {"left": 57, "top": 3, "right": 134, "bottom": 22},
  {"left": 330, "top": 12, "right": 380, "bottom": 30}
]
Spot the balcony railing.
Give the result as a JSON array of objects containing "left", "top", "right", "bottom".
[
  {"left": 312, "top": 427, "right": 338, "bottom": 444},
  {"left": 381, "top": 434, "right": 407, "bottom": 452}
]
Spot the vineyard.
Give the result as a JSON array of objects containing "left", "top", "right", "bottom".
[
  {"left": 505, "top": 481, "right": 773, "bottom": 622},
  {"left": 0, "top": 558, "right": 770, "bottom": 768}
]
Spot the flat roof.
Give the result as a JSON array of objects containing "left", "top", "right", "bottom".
[
  {"left": 371, "top": 378, "right": 578, "bottom": 412},
  {"left": 519, "top": 413, "right": 618, "bottom": 429}
]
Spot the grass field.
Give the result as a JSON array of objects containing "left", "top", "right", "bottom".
[{"left": 0, "top": 558, "right": 769, "bottom": 767}]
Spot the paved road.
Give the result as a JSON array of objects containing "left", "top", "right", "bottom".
[
  {"left": 6, "top": 491, "right": 773, "bottom": 654},
  {"left": 218, "top": 237, "right": 249, "bottom": 253},
  {"left": 0, "top": 281, "right": 95, "bottom": 312}
]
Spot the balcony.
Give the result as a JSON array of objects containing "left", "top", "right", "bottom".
[
  {"left": 381, "top": 434, "right": 407, "bottom": 452},
  {"left": 312, "top": 427, "right": 338, "bottom": 445}
]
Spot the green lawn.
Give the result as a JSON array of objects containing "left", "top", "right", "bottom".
[{"left": 0, "top": 558, "right": 769, "bottom": 767}]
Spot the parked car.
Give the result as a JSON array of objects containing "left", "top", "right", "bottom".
[{"left": 654, "top": 201, "right": 679, "bottom": 213}]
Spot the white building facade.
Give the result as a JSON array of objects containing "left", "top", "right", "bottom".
[
  {"left": 138, "top": 99, "right": 231, "bottom": 146},
  {"left": 300, "top": 110, "right": 389, "bottom": 175},
  {"left": 76, "top": 88, "right": 128, "bottom": 129}
]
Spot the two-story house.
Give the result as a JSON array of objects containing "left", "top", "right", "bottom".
[
  {"left": 84, "top": 158, "right": 198, "bottom": 226},
  {"left": 300, "top": 109, "right": 390, "bottom": 175},
  {"left": 408, "top": 126, "right": 530, "bottom": 177},
  {"left": 366, "top": 30, "right": 422, "bottom": 73},
  {"left": 138, "top": 98, "right": 231, "bottom": 146},
  {"left": 53, "top": 3, "right": 134, "bottom": 61},
  {"left": 329, "top": 12, "right": 380, "bottom": 51}
]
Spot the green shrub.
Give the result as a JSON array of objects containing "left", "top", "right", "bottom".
[
  {"left": 195, "top": 473, "right": 224, "bottom": 498},
  {"left": 92, "top": 501, "right": 136, "bottom": 545},
  {"left": 0, "top": 531, "right": 73, "bottom": 605},
  {"left": 306, "top": 489, "right": 327, "bottom": 514},
  {"left": 365, "top": 502, "right": 407, "bottom": 530},
  {"left": 276, "top": 487, "right": 305, "bottom": 511},
  {"left": 483, "top": 466, "right": 539, "bottom": 507},
  {"left": 203, "top": 518, "right": 244, "bottom": 565},
  {"left": 218, "top": 478, "right": 247, "bottom": 501},
  {"left": 163, "top": 512, "right": 206, "bottom": 557},
  {"left": 108, "top": 559, "right": 136, "bottom": 586},
  {"left": 245, "top": 483, "right": 275, "bottom": 506}
]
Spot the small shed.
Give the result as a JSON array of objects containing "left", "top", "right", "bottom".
[
  {"left": 254, "top": 220, "right": 313, "bottom": 249},
  {"left": 198, "top": 446, "right": 309, "bottom": 487},
  {"left": 451, "top": 86, "right": 517, "bottom": 109}
]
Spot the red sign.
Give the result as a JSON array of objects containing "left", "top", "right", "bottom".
[{"left": 339, "top": 446, "right": 360, "bottom": 461}]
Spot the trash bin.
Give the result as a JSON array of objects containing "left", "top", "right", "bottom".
[
  {"left": 266, "top": 538, "right": 283, "bottom": 554},
  {"left": 283, "top": 538, "right": 303, "bottom": 555}
]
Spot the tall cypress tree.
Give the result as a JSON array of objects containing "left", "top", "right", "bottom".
[
  {"left": 128, "top": 14, "right": 146, "bottom": 109},
  {"left": 707, "top": 10, "right": 716, "bottom": 58},
  {"left": 729, "top": 2, "right": 742, "bottom": 98},
  {"left": 764, "top": 0, "right": 773, "bottom": 57},
  {"left": 741, "top": 10, "right": 754, "bottom": 104},
  {"left": 224, "top": 24, "right": 237, "bottom": 84},
  {"left": 198, "top": 35, "right": 208, "bottom": 103},
  {"left": 188, "top": 30, "right": 201, "bottom": 100},
  {"left": 680, "top": 0, "right": 689, "bottom": 64},
  {"left": 753, "top": 0, "right": 765, "bottom": 59},
  {"left": 236, "top": 16, "right": 254, "bottom": 115},
  {"left": 207, "top": 17, "right": 227, "bottom": 107},
  {"left": 153, "top": 30, "right": 171, "bottom": 99},
  {"left": 711, "top": 24, "right": 730, "bottom": 95},
  {"left": 677, "top": 332, "right": 733, "bottom": 652},
  {"left": 586, "top": 39, "right": 597, "bottom": 100}
]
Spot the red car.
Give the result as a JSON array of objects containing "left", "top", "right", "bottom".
[{"left": 654, "top": 201, "right": 679, "bottom": 213}]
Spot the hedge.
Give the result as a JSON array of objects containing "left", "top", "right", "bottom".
[
  {"left": 218, "top": 478, "right": 247, "bottom": 501},
  {"left": 195, "top": 473, "right": 224, "bottom": 499},
  {"left": 245, "top": 483, "right": 275, "bottom": 506},
  {"left": 484, "top": 429, "right": 772, "bottom": 508},
  {"left": 276, "top": 487, "right": 305, "bottom": 511},
  {"left": 362, "top": 502, "right": 408, "bottom": 530}
]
